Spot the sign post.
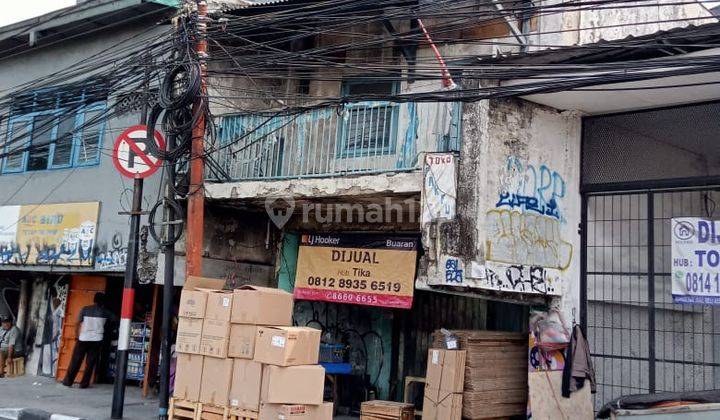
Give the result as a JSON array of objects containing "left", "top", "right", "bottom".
[{"left": 111, "top": 125, "right": 164, "bottom": 419}]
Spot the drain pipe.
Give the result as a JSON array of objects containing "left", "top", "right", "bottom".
[{"left": 416, "top": 18, "right": 456, "bottom": 90}]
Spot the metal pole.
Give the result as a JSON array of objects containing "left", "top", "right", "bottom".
[
  {"left": 111, "top": 176, "right": 143, "bottom": 419},
  {"left": 647, "top": 192, "right": 656, "bottom": 393},
  {"left": 158, "top": 133, "right": 176, "bottom": 420},
  {"left": 185, "top": 0, "right": 207, "bottom": 278},
  {"left": 112, "top": 52, "right": 151, "bottom": 420}
]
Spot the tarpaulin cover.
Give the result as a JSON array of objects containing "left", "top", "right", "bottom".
[{"left": 597, "top": 390, "right": 720, "bottom": 418}]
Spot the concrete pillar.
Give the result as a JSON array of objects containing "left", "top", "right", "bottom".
[{"left": 16, "top": 278, "right": 30, "bottom": 333}]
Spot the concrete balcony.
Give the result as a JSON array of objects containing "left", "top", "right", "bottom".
[{"left": 206, "top": 101, "right": 461, "bottom": 200}]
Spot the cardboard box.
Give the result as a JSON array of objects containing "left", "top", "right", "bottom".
[
  {"left": 361, "top": 401, "right": 414, "bottom": 420},
  {"left": 254, "top": 326, "right": 321, "bottom": 366},
  {"left": 229, "top": 359, "right": 263, "bottom": 411},
  {"left": 259, "top": 402, "right": 333, "bottom": 420},
  {"left": 200, "top": 318, "right": 231, "bottom": 358},
  {"left": 173, "top": 354, "right": 203, "bottom": 402},
  {"left": 228, "top": 324, "right": 257, "bottom": 359},
  {"left": 178, "top": 276, "right": 226, "bottom": 318},
  {"left": 176, "top": 317, "right": 203, "bottom": 354},
  {"left": 425, "top": 349, "right": 466, "bottom": 393},
  {"left": 179, "top": 290, "right": 208, "bottom": 319},
  {"left": 205, "top": 291, "right": 233, "bottom": 321},
  {"left": 199, "top": 356, "right": 233, "bottom": 406},
  {"left": 231, "top": 285, "right": 294, "bottom": 325},
  {"left": 422, "top": 392, "right": 462, "bottom": 420},
  {"left": 260, "top": 365, "right": 325, "bottom": 405}
]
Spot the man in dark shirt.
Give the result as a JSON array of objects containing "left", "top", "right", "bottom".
[{"left": 62, "top": 292, "right": 116, "bottom": 388}]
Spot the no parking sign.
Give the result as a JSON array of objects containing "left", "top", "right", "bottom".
[{"left": 112, "top": 125, "right": 165, "bottom": 179}]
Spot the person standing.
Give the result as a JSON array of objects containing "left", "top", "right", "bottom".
[
  {"left": 62, "top": 292, "right": 116, "bottom": 388},
  {"left": 0, "top": 317, "right": 24, "bottom": 377}
]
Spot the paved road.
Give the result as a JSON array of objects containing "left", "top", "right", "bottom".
[{"left": 0, "top": 375, "right": 157, "bottom": 420}]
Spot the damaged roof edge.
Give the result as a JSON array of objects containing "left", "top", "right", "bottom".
[
  {"left": 0, "top": 0, "right": 176, "bottom": 43},
  {"left": 209, "top": 0, "right": 291, "bottom": 14}
]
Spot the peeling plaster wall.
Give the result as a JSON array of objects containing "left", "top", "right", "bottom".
[
  {"left": 203, "top": 206, "right": 273, "bottom": 265},
  {"left": 206, "top": 171, "right": 423, "bottom": 200},
  {"left": 422, "top": 96, "right": 582, "bottom": 325},
  {"left": 531, "top": 0, "right": 714, "bottom": 49},
  {"left": 577, "top": 0, "right": 713, "bottom": 45}
]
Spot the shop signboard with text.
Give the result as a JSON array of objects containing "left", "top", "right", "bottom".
[
  {"left": 0, "top": 202, "right": 100, "bottom": 266},
  {"left": 294, "top": 233, "right": 418, "bottom": 309},
  {"left": 671, "top": 217, "right": 720, "bottom": 305}
]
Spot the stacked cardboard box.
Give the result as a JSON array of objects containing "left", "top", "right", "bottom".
[
  {"left": 173, "top": 277, "right": 332, "bottom": 419},
  {"left": 422, "top": 349, "right": 465, "bottom": 420},
  {"left": 432, "top": 330, "right": 528, "bottom": 419}
]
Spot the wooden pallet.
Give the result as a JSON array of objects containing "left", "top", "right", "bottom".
[{"left": 168, "top": 399, "right": 258, "bottom": 420}]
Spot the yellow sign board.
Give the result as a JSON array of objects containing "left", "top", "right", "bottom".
[
  {"left": 294, "top": 234, "right": 418, "bottom": 308},
  {"left": 0, "top": 202, "right": 100, "bottom": 266}
]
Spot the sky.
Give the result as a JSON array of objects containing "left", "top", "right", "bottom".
[{"left": 0, "top": 0, "right": 76, "bottom": 27}]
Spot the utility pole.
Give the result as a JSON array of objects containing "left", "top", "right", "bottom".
[
  {"left": 112, "top": 54, "right": 151, "bottom": 420},
  {"left": 158, "top": 134, "right": 176, "bottom": 420},
  {"left": 185, "top": 0, "right": 207, "bottom": 278},
  {"left": 158, "top": 1, "right": 208, "bottom": 417}
]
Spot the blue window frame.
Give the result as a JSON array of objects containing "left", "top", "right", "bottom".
[
  {"left": 1, "top": 88, "right": 107, "bottom": 174},
  {"left": 338, "top": 80, "right": 399, "bottom": 158}
]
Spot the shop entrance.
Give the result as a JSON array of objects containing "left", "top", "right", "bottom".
[
  {"left": 584, "top": 188, "right": 720, "bottom": 409},
  {"left": 581, "top": 102, "right": 720, "bottom": 410},
  {"left": 56, "top": 275, "right": 107, "bottom": 383}
]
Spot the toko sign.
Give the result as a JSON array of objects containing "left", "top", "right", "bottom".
[{"left": 671, "top": 217, "right": 720, "bottom": 304}]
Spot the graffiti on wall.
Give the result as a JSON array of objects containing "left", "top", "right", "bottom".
[
  {"left": 496, "top": 156, "right": 566, "bottom": 220},
  {"left": 0, "top": 203, "right": 99, "bottom": 266},
  {"left": 484, "top": 262, "right": 560, "bottom": 295},
  {"left": 95, "top": 232, "right": 128, "bottom": 271},
  {"left": 485, "top": 209, "right": 572, "bottom": 270},
  {"left": 38, "top": 277, "right": 69, "bottom": 377},
  {"left": 444, "top": 257, "right": 464, "bottom": 284},
  {"left": 478, "top": 156, "right": 571, "bottom": 296}
]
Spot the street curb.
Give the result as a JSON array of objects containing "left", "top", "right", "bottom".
[
  {"left": 0, "top": 409, "right": 85, "bottom": 420},
  {"left": 0, "top": 409, "right": 22, "bottom": 420}
]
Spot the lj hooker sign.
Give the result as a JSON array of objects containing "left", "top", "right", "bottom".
[{"left": 294, "top": 233, "right": 418, "bottom": 309}]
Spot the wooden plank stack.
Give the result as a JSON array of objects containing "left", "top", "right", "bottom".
[
  {"left": 361, "top": 400, "right": 414, "bottom": 420},
  {"left": 432, "top": 330, "right": 528, "bottom": 419}
]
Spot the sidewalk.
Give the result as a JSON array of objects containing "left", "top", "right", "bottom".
[{"left": 0, "top": 375, "right": 158, "bottom": 420}]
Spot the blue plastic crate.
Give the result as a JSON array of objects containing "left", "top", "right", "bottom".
[{"left": 319, "top": 343, "right": 347, "bottom": 363}]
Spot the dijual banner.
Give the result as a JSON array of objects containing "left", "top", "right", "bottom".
[
  {"left": 294, "top": 233, "right": 418, "bottom": 309},
  {"left": 671, "top": 217, "right": 720, "bottom": 305},
  {"left": 0, "top": 202, "right": 100, "bottom": 266}
]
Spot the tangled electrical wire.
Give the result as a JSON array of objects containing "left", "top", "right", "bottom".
[
  {"left": 200, "top": 0, "right": 720, "bottom": 113},
  {"left": 147, "top": 13, "right": 207, "bottom": 248}
]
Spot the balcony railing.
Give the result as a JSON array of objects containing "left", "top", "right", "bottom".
[{"left": 210, "top": 101, "right": 461, "bottom": 182}]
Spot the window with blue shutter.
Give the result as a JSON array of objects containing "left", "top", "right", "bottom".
[{"left": 1, "top": 86, "right": 107, "bottom": 174}]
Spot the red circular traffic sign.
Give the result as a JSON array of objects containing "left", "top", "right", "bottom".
[{"left": 112, "top": 125, "right": 165, "bottom": 179}]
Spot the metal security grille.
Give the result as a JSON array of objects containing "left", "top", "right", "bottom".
[
  {"left": 585, "top": 188, "right": 720, "bottom": 410},
  {"left": 582, "top": 102, "right": 720, "bottom": 186}
]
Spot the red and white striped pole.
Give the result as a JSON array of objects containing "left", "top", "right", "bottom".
[
  {"left": 417, "top": 18, "right": 456, "bottom": 90},
  {"left": 117, "top": 288, "right": 136, "bottom": 350},
  {"left": 111, "top": 177, "right": 142, "bottom": 419}
]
